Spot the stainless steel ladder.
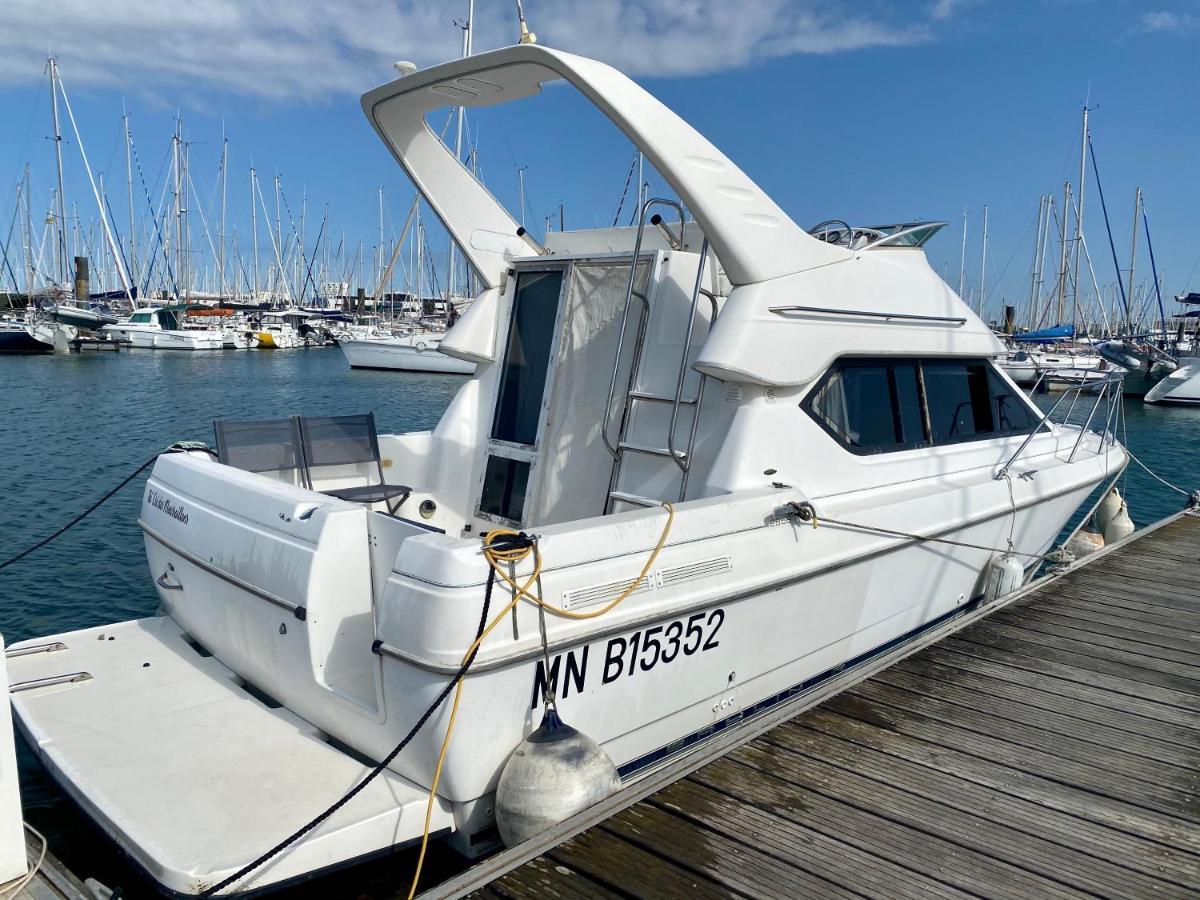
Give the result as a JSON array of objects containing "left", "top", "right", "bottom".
[{"left": 602, "top": 199, "right": 719, "bottom": 512}]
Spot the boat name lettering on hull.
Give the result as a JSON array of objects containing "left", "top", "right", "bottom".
[
  {"left": 147, "top": 488, "right": 189, "bottom": 525},
  {"left": 530, "top": 608, "right": 725, "bottom": 709}
]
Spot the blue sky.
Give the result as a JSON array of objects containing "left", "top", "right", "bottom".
[{"left": 0, "top": 0, "right": 1196, "bottom": 322}]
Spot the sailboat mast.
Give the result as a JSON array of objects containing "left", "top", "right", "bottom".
[
  {"left": 274, "top": 175, "right": 282, "bottom": 304},
  {"left": 1070, "top": 105, "right": 1089, "bottom": 315},
  {"left": 49, "top": 58, "right": 68, "bottom": 288},
  {"left": 22, "top": 165, "right": 34, "bottom": 295},
  {"left": 124, "top": 109, "right": 137, "bottom": 292},
  {"left": 1055, "top": 181, "right": 1070, "bottom": 324},
  {"left": 1126, "top": 186, "right": 1140, "bottom": 328},
  {"left": 173, "top": 119, "right": 183, "bottom": 299},
  {"left": 978, "top": 204, "right": 988, "bottom": 320},
  {"left": 448, "top": 0, "right": 474, "bottom": 309},
  {"left": 182, "top": 136, "right": 190, "bottom": 299},
  {"left": 1028, "top": 195, "right": 1046, "bottom": 326},
  {"left": 377, "top": 185, "right": 384, "bottom": 292},
  {"left": 219, "top": 134, "right": 227, "bottom": 300},
  {"left": 956, "top": 209, "right": 967, "bottom": 298},
  {"left": 250, "top": 167, "right": 259, "bottom": 299}
]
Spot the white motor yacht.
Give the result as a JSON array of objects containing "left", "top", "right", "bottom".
[
  {"left": 8, "top": 44, "right": 1126, "bottom": 897},
  {"left": 103, "top": 308, "right": 223, "bottom": 350},
  {"left": 1145, "top": 358, "right": 1200, "bottom": 404},
  {"left": 339, "top": 329, "right": 476, "bottom": 374}
]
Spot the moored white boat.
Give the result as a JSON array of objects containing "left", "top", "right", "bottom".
[
  {"left": 0, "top": 318, "right": 56, "bottom": 354},
  {"left": 103, "top": 308, "right": 223, "bottom": 350},
  {"left": 1144, "top": 359, "right": 1200, "bottom": 405},
  {"left": 252, "top": 312, "right": 301, "bottom": 349},
  {"left": 8, "top": 42, "right": 1127, "bottom": 897},
  {"left": 339, "top": 331, "right": 476, "bottom": 374}
]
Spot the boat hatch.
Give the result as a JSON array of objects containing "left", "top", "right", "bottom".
[{"left": 8, "top": 616, "right": 450, "bottom": 896}]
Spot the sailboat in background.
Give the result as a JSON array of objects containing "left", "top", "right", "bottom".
[{"left": 39, "top": 57, "right": 134, "bottom": 337}]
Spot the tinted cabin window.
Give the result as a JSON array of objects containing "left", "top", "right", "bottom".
[
  {"left": 807, "top": 361, "right": 927, "bottom": 453},
  {"left": 988, "top": 366, "right": 1041, "bottom": 434},
  {"left": 492, "top": 271, "right": 563, "bottom": 446},
  {"left": 922, "top": 361, "right": 993, "bottom": 442},
  {"left": 805, "top": 358, "right": 1041, "bottom": 454}
]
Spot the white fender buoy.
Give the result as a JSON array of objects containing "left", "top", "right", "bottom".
[
  {"left": 984, "top": 554, "right": 1025, "bottom": 603},
  {"left": 495, "top": 708, "right": 620, "bottom": 847},
  {"left": 1094, "top": 487, "right": 1123, "bottom": 536},
  {"left": 1103, "top": 501, "right": 1135, "bottom": 544},
  {"left": 1064, "top": 529, "right": 1105, "bottom": 559}
]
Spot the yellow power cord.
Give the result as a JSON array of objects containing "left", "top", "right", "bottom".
[{"left": 405, "top": 502, "right": 674, "bottom": 898}]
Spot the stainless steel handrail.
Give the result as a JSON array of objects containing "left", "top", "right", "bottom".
[
  {"left": 996, "top": 374, "right": 1122, "bottom": 479},
  {"left": 1068, "top": 377, "right": 1119, "bottom": 463},
  {"left": 601, "top": 197, "right": 686, "bottom": 458},
  {"left": 666, "top": 238, "right": 710, "bottom": 475},
  {"left": 768, "top": 305, "right": 967, "bottom": 326}
]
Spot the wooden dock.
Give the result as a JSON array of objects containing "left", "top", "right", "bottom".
[
  {"left": 432, "top": 510, "right": 1200, "bottom": 899},
  {"left": 11, "top": 831, "right": 90, "bottom": 900}
]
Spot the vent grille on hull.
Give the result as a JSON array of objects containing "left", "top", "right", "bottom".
[
  {"left": 657, "top": 556, "right": 732, "bottom": 587},
  {"left": 561, "top": 575, "right": 653, "bottom": 610}
]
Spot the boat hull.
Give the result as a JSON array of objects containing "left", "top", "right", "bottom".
[
  {"left": 0, "top": 326, "right": 53, "bottom": 354},
  {"left": 103, "top": 324, "right": 223, "bottom": 350},
  {"left": 340, "top": 337, "right": 475, "bottom": 374},
  {"left": 1145, "top": 360, "right": 1200, "bottom": 405}
]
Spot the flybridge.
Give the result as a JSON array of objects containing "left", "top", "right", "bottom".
[{"left": 361, "top": 44, "right": 846, "bottom": 289}]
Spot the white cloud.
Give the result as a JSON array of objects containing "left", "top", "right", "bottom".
[
  {"left": 928, "top": 0, "right": 968, "bottom": 21},
  {"left": 0, "top": 1, "right": 936, "bottom": 101},
  {"left": 1138, "top": 9, "right": 1198, "bottom": 33}
]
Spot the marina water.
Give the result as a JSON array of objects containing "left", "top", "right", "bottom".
[{"left": 2, "top": 348, "right": 1196, "bottom": 895}]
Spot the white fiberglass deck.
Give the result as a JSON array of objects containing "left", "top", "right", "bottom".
[{"left": 8, "top": 617, "right": 450, "bottom": 895}]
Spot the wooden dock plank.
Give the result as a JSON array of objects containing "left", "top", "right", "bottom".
[
  {"left": 1020, "top": 590, "right": 1200, "bottom": 640},
  {"left": 544, "top": 826, "right": 734, "bottom": 899},
  {"left": 599, "top": 802, "right": 864, "bottom": 899},
  {"left": 947, "top": 621, "right": 1200, "bottom": 701},
  {"left": 734, "top": 733, "right": 1186, "bottom": 898},
  {"left": 824, "top": 689, "right": 1195, "bottom": 818},
  {"left": 460, "top": 512, "right": 1200, "bottom": 900},
  {"left": 892, "top": 651, "right": 1200, "bottom": 747},
  {"left": 693, "top": 753, "right": 1086, "bottom": 900},
  {"left": 997, "top": 603, "right": 1200, "bottom": 654},
  {"left": 648, "top": 777, "right": 972, "bottom": 900},
  {"left": 991, "top": 609, "right": 1200, "bottom": 665},
  {"left": 768, "top": 718, "right": 1200, "bottom": 891},
  {"left": 873, "top": 662, "right": 1199, "bottom": 766}
]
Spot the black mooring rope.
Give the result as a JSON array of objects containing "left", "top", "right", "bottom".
[
  {"left": 0, "top": 442, "right": 215, "bottom": 572},
  {"left": 0, "top": 455, "right": 159, "bottom": 572}
]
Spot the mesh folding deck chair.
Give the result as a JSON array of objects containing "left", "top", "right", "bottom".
[
  {"left": 213, "top": 417, "right": 310, "bottom": 488},
  {"left": 298, "top": 413, "right": 411, "bottom": 513}
]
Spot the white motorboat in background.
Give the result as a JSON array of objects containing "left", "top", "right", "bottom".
[
  {"left": 8, "top": 42, "right": 1127, "bottom": 897},
  {"left": 49, "top": 303, "right": 122, "bottom": 331},
  {"left": 252, "top": 312, "right": 300, "bottom": 349},
  {"left": 998, "top": 349, "right": 1038, "bottom": 386},
  {"left": 103, "top": 308, "right": 223, "bottom": 350},
  {"left": 1145, "top": 359, "right": 1200, "bottom": 405},
  {"left": 339, "top": 330, "right": 475, "bottom": 374}
]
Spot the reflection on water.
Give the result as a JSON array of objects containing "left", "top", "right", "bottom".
[{"left": 0, "top": 349, "right": 1196, "bottom": 895}]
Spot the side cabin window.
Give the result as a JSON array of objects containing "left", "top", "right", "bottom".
[
  {"left": 804, "top": 358, "right": 1040, "bottom": 455},
  {"left": 130, "top": 311, "right": 154, "bottom": 323}
]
